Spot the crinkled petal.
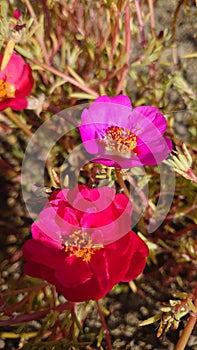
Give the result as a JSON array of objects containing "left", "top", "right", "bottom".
[{"left": 23, "top": 185, "right": 149, "bottom": 302}]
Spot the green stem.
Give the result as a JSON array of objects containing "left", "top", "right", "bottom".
[
  {"left": 96, "top": 300, "right": 112, "bottom": 350},
  {"left": 5, "top": 109, "right": 33, "bottom": 137}
]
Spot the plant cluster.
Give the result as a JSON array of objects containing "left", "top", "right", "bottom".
[{"left": 0, "top": 1, "right": 197, "bottom": 349}]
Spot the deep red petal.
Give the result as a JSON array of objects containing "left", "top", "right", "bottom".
[
  {"left": 15, "top": 63, "right": 34, "bottom": 96},
  {"left": 0, "top": 97, "right": 27, "bottom": 111}
]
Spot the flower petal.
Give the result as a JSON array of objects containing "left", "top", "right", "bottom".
[
  {"left": 79, "top": 96, "right": 172, "bottom": 168},
  {"left": 0, "top": 97, "right": 28, "bottom": 111},
  {"left": 135, "top": 106, "right": 167, "bottom": 134},
  {"left": 95, "top": 94, "right": 132, "bottom": 107},
  {"left": 23, "top": 185, "right": 149, "bottom": 302}
]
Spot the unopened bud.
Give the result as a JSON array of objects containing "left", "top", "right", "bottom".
[
  {"left": 164, "top": 143, "right": 195, "bottom": 181},
  {"left": 13, "top": 9, "right": 22, "bottom": 20}
]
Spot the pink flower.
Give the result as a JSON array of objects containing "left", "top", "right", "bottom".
[
  {"left": 79, "top": 95, "right": 172, "bottom": 168},
  {"left": 23, "top": 185, "right": 148, "bottom": 302},
  {"left": 0, "top": 53, "right": 34, "bottom": 111},
  {"left": 13, "top": 9, "right": 22, "bottom": 20}
]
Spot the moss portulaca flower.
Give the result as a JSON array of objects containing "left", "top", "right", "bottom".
[
  {"left": 0, "top": 53, "right": 34, "bottom": 111},
  {"left": 79, "top": 95, "right": 172, "bottom": 168},
  {"left": 23, "top": 185, "right": 148, "bottom": 302}
]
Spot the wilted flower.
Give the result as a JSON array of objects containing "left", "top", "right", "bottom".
[
  {"left": 0, "top": 53, "right": 34, "bottom": 110},
  {"left": 79, "top": 95, "right": 172, "bottom": 168},
  {"left": 23, "top": 185, "right": 148, "bottom": 302}
]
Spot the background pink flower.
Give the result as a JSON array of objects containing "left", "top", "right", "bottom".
[
  {"left": 13, "top": 9, "right": 22, "bottom": 19},
  {"left": 23, "top": 185, "right": 148, "bottom": 302},
  {"left": 79, "top": 95, "right": 172, "bottom": 168},
  {"left": 0, "top": 53, "right": 34, "bottom": 110}
]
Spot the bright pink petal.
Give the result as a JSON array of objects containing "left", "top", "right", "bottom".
[
  {"left": 13, "top": 9, "right": 22, "bottom": 19},
  {"left": 84, "top": 102, "right": 132, "bottom": 128},
  {"left": 134, "top": 106, "right": 167, "bottom": 134},
  {"left": 67, "top": 186, "right": 116, "bottom": 213},
  {"left": 31, "top": 223, "right": 61, "bottom": 248},
  {"left": 79, "top": 96, "right": 172, "bottom": 168},
  {"left": 95, "top": 94, "right": 132, "bottom": 108},
  {"left": 136, "top": 137, "right": 172, "bottom": 165},
  {"left": 0, "top": 53, "right": 34, "bottom": 111},
  {"left": 0, "top": 54, "right": 26, "bottom": 84},
  {"left": 37, "top": 205, "right": 79, "bottom": 241}
]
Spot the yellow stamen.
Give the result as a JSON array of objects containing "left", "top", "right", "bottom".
[
  {"left": 64, "top": 230, "right": 103, "bottom": 262},
  {"left": 0, "top": 80, "right": 15, "bottom": 100},
  {"left": 103, "top": 126, "right": 137, "bottom": 156}
]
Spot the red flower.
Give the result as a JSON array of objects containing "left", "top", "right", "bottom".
[
  {"left": 23, "top": 185, "right": 148, "bottom": 302},
  {"left": 0, "top": 53, "right": 34, "bottom": 110}
]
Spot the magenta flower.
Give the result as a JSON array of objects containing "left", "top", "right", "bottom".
[
  {"left": 13, "top": 9, "right": 22, "bottom": 20},
  {"left": 23, "top": 185, "right": 148, "bottom": 302},
  {"left": 79, "top": 95, "right": 172, "bottom": 168},
  {"left": 0, "top": 53, "right": 34, "bottom": 111}
]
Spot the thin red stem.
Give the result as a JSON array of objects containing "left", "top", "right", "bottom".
[
  {"left": 174, "top": 286, "right": 197, "bottom": 350},
  {"left": 96, "top": 300, "right": 112, "bottom": 350},
  {"left": 134, "top": 0, "right": 146, "bottom": 47},
  {"left": 31, "top": 58, "right": 99, "bottom": 97},
  {"left": 23, "top": 0, "right": 50, "bottom": 66},
  {"left": 0, "top": 302, "right": 74, "bottom": 327},
  {"left": 147, "top": 0, "right": 155, "bottom": 37}
]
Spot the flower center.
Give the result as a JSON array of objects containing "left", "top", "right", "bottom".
[
  {"left": 64, "top": 230, "right": 103, "bottom": 262},
  {"left": 103, "top": 126, "right": 137, "bottom": 156},
  {"left": 0, "top": 80, "right": 15, "bottom": 100}
]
